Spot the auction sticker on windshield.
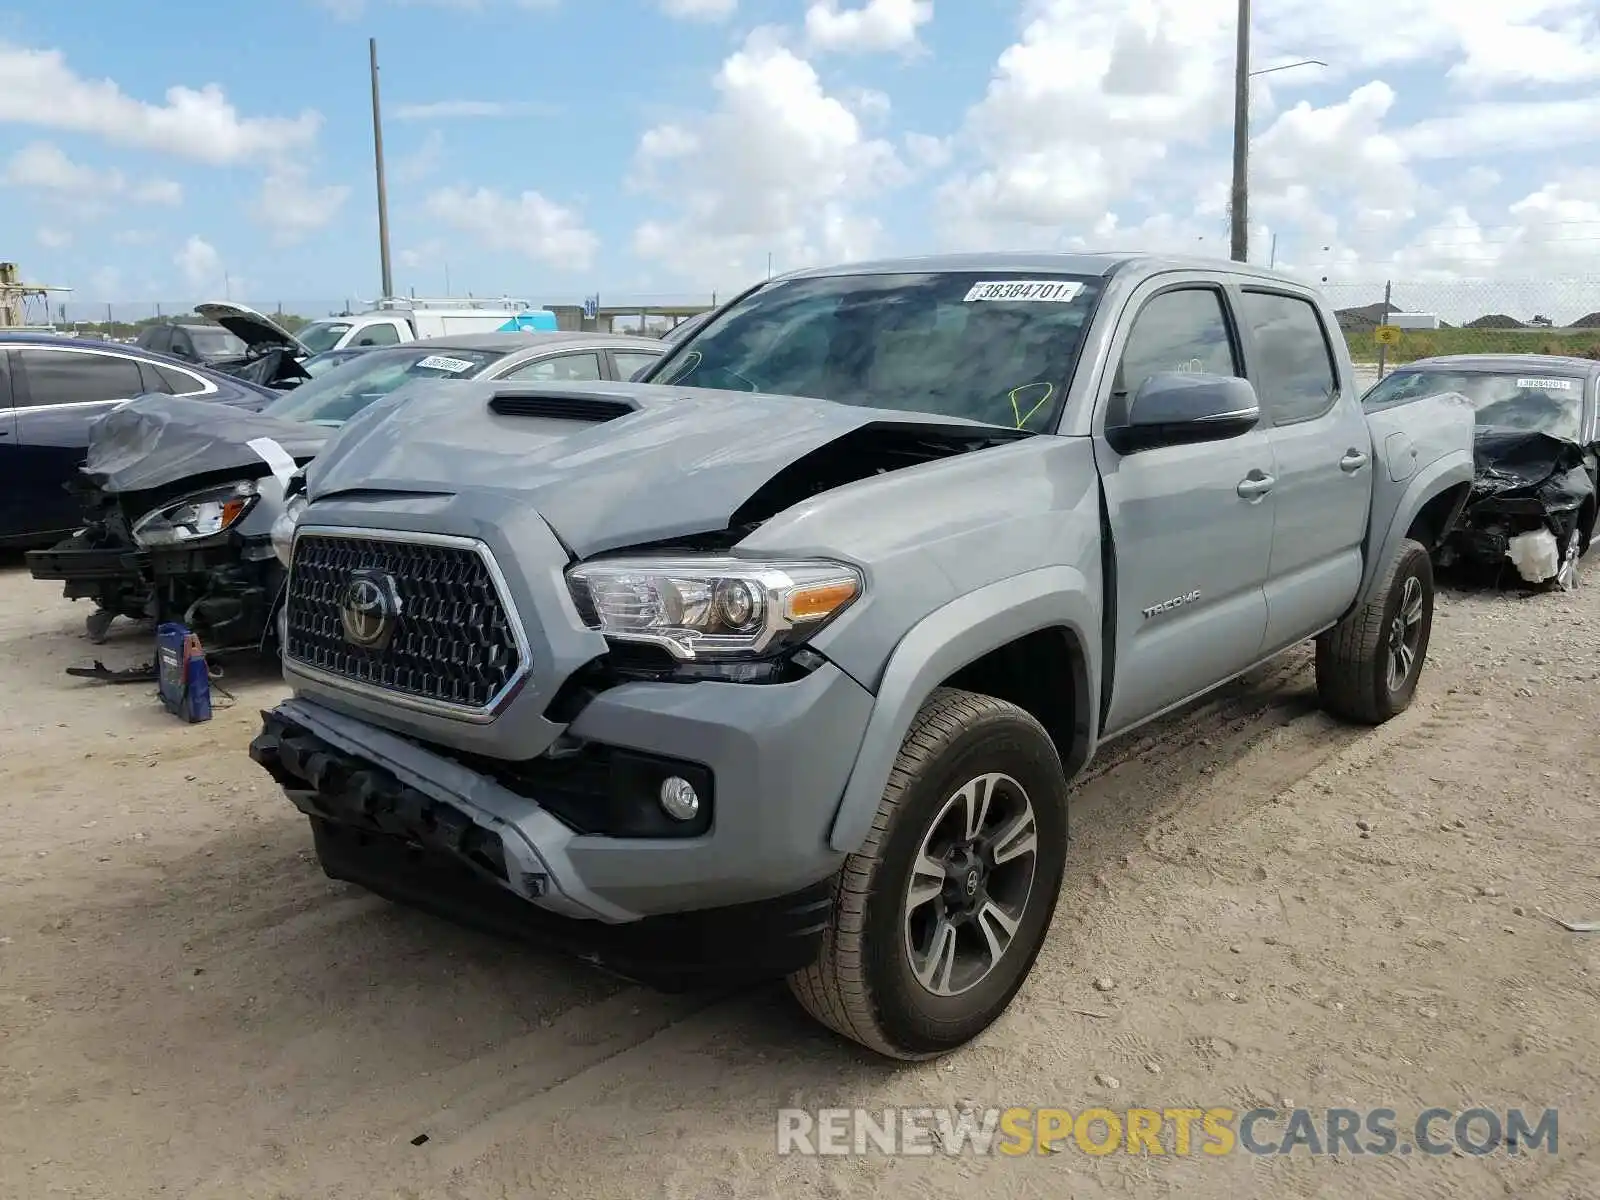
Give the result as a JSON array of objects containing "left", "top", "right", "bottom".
[
  {"left": 1516, "top": 377, "right": 1574, "bottom": 390},
  {"left": 964, "top": 280, "right": 1085, "bottom": 303},
  {"left": 415, "top": 355, "right": 478, "bottom": 374}
]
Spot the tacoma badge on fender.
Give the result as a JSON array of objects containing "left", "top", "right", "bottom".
[{"left": 1141, "top": 590, "right": 1200, "bottom": 619}]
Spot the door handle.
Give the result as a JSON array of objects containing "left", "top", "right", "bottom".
[
  {"left": 1340, "top": 450, "right": 1369, "bottom": 472},
  {"left": 1236, "top": 472, "right": 1276, "bottom": 499}
]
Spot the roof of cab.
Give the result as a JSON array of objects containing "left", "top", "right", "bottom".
[
  {"left": 387, "top": 330, "right": 668, "bottom": 353},
  {"left": 774, "top": 250, "right": 1314, "bottom": 289},
  {"left": 1394, "top": 353, "right": 1600, "bottom": 377}
]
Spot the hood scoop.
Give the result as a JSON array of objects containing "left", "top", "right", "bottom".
[{"left": 488, "top": 390, "right": 639, "bottom": 423}]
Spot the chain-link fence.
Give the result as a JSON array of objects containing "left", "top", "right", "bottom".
[
  {"left": 52, "top": 279, "right": 1600, "bottom": 365},
  {"left": 1318, "top": 278, "right": 1600, "bottom": 370},
  {"left": 49, "top": 293, "right": 728, "bottom": 340}
]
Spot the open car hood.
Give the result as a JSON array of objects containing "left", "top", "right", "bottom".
[
  {"left": 1467, "top": 426, "right": 1595, "bottom": 520},
  {"left": 83, "top": 394, "right": 330, "bottom": 495},
  {"left": 305, "top": 378, "right": 1029, "bottom": 558},
  {"left": 194, "top": 301, "right": 308, "bottom": 356}
]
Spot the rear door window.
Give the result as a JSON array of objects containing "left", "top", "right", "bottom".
[
  {"left": 613, "top": 350, "right": 662, "bottom": 380},
  {"left": 1238, "top": 291, "right": 1340, "bottom": 424},
  {"left": 16, "top": 349, "right": 146, "bottom": 407},
  {"left": 500, "top": 352, "right": 604, "bottom": 382}
]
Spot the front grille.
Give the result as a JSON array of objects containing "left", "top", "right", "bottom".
[{"left": 285, "top": 532, "right": 525, "bottom": 713}]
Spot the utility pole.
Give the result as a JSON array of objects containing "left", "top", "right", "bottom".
[
  {"left": 369, "top": 37, "right": 395, "bottom": 301},
  {"left": 1229, "top": 0, "right": 1251, "bottom": 263}
]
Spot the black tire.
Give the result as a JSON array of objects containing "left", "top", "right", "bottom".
[
  {"left": 787, "top": 687, "right": 1069, "bottom": 1060},
  {"left": 1316, "top": 537, "right": 1434, "bottom": 725}
]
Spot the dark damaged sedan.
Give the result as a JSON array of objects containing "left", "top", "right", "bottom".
[
  {"left": 27, "top": 331, "right": 667, "bottom": 649},
  {"left": 1363, "top": 354, "right": 1600, "bottom": 589}
]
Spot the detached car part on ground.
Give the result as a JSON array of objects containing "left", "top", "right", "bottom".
[
  {"left": 30, "top": 333, "right": 667, "bottom": 651},
  {"left": 248, "top": 253, "right": 1475, "bottom": 1060},
  {"left": 1364, "top": 355, "right": 1600, "bottom": 590}
]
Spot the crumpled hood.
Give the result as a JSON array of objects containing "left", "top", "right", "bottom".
[
  {"left": 84, "top": 394, "right": 330, "bottom": 495},
  {"left": 305, "top": 378, "right": 1019, "bottom": 557},
  {"left": 1470, "top": 427, "right": 1590, "bottom": 501}
]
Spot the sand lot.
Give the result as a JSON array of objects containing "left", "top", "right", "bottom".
[{"left": 2, "top": 556, "right": 1597, "bottom": 1199}]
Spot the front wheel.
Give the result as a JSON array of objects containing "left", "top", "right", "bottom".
[
  {"left": 788, "top": 688, "right": 1069, "bottom": 1060},
  {"left": 1316, "top": 537, "right": 1434, "bottom": 725}
]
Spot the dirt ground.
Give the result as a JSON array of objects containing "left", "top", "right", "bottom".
[{"left": 2, "top": 552, "right": 1598, "bottom": 1200}]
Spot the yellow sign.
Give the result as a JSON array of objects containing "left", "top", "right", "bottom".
[{"left": 1374, "top": 325, "right": 1402, "bottom": 345}]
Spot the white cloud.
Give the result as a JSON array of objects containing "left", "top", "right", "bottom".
[
  {"left": 0, "top": 42, "right": 320, "bottom": 164},
  {"left": 904, "top": 131, "right": 950, "bottom": 170},
  {"left": 398, "top": 239, "right": 446, "bottom": 270},
  {"left": 933, "top": 0, "right": 1233, "bottom": 245},
  {"left": 919, "top": 0, "right": 1600, "bottom": 295},
  {"left": 395, "top": 129, "right": 445, "bottom": 183},
  {"left": 175, "top": 236, "right": 222, "bottom": 290},
  {"left": 251, "top": 166, "right": 352, "bottom": 245},
  {"left": 130, "top": 177, "right": 183, "bottom": 205},
  {"left": 36, "top": 226, "right": 71, "bottom": 249},
  {"left": 391, "top": 99, "right": 559, "bottom": 120},
  {"left": 658, "top": 0, "right": 738, "bottom": 18},
  {"left": 1396, "top": 96, "right": 1600, "bottom": 160},
  {"left": 1252, "top": 82, "right": 1418, "bottom": 228},
  {"left": 3, "top": 142, "right": 181, "bottom": 207},
  {"left": 5, "top": 141, "right": 113, "bottom": 193},
  {"left": 804, "top": 0, "right": 933, "bottom": 54},
  {"left": 630, "top": 32, "right": 907, "bottom": 284},
  {"left": 424, "top": 186, "right": 598, "bottom": 269}
]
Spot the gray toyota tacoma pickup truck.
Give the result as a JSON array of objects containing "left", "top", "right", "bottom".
[{"left": 249, "top": 253, "right": 1475, "bottom": 1059}]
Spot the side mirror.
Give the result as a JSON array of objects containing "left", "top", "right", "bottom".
[{"left": 1106, "top": 372, "right": 1260, "bottom": 455}]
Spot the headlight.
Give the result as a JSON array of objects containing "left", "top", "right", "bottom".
[
  {"left": 271, "top": 493, "right": 309, "bottom": 568},
  {"left": 131, "top": 480, "right": 258, "bottom": 548},
  {"left": 565, "top": 557, "right": 862, "bottom": 660}
]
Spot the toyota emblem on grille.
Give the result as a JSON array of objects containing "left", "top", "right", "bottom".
[{"left": 339, "top": 569, "right": 402, "bottom": 650}]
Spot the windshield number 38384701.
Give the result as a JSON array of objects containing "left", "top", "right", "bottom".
[{"left": 963, "top": 280, "right": 1085, "bottom": 303}]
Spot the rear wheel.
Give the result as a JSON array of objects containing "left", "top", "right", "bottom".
[
  {"left": 1316, "top": 538, "right": 1434, "bottom": 725},
  {"left": 788, "top": 688, "right": 1069, "bottom": 1059}
]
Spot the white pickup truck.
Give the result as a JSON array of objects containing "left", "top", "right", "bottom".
[{"left": 197, "top": 298, "right": 561, "bottom": 361}]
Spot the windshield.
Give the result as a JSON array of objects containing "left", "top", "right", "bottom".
[
  {"left": 296, "top": 320, "right": 354, "bottom": 354},
  {"left": 643, "top": 271, "right": 1104, "bottom": 430},
  {"left": 1365, "top": 369, "right": 1587, "bottom": 441},
  {"left": 189, "top": 326, "right": 247, "bottom": 357},
  {"left": 303, "top": 349, "right": 365, "bottom": 377},
  {"left": 261, "top": 345, "right": 507, "bottom": 425}
]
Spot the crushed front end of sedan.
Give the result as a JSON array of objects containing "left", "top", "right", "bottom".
[
  {"left": 75, "top": 394, "right": 329, "bottom": 651},
  {"left": 1455, "top": 428, "right": 1593, "bottom": 587},
  {"left": 1364, "top": 356, "right": 1600, "bottom": 589}
]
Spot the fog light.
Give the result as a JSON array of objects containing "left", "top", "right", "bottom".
[{"left": 659, "top": 776, "right": 700, "bottom": 821}]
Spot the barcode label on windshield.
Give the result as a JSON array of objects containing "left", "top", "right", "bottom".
[
  {"left": 1516, "top": 377, "right": 1573, "bottom": 390},
  {"left": 963, "top": 280, "right": 1084, "bottom": 303},
  {"left": 416, "top": 355, "right": 477, "bottom": 374}
]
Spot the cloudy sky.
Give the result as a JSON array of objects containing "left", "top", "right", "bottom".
[{"left": 2, "top": 0, "right": 1598, "bottom": 317}]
